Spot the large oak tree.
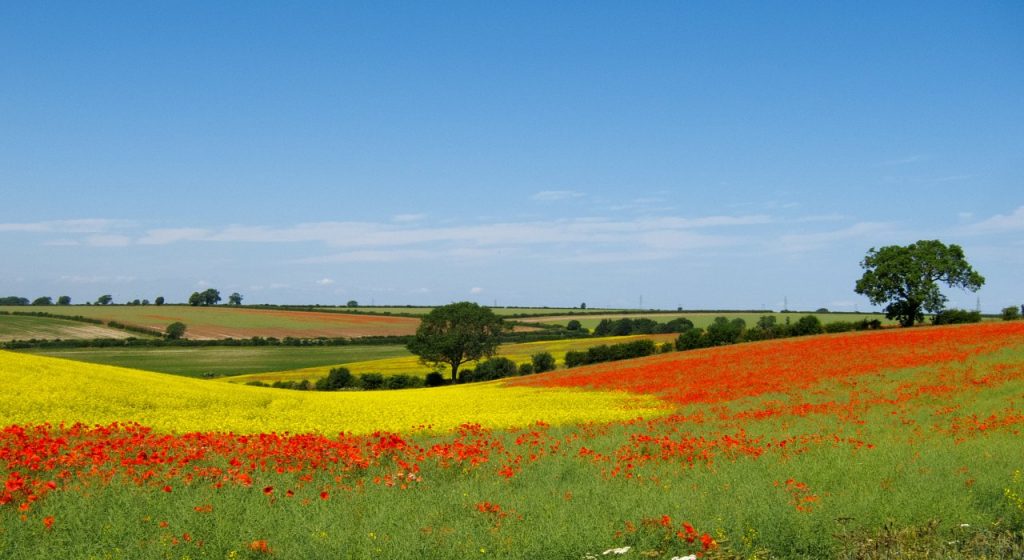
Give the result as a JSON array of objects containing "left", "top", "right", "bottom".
[
  {"left": 406, "top": 302, "right": 507, "bottom": 382},
  {"left": 854, "top": 240, "right": 984, "bottom": 327}
]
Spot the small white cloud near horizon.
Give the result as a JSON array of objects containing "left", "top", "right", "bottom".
[
  {"left": 531, "top": 190, "right": 584, "bottom": 201},
  {"left": 85, "top": 234, "right": 132, "bottom": 247},
  {"left": 315, "top": 278, "right": 335, "bottom": 286},
  {"left": 961, "top": 206, "right": 1024, "bottom": 234},
  {"left": 469, "top": 287, "right": 484, "bottom": 294},
  {"left": 391, "top": 213, "right": 427, "bottom": 223}
]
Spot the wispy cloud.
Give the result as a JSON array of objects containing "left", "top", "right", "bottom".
[
  {"left": 879, "top": 154, "right": 930, "bottom": 166},
  {"left": 0, "top": 219, "right": 135, "bottom": 234},
  {"left": 959, "top": 206, "right": 1024, "bottom": 234},
  {"left": 531, "top": 190, "right": 584, "bottom": 201},
  {"left": 775, "top": 222, "right": 896, "bottom": 253}
]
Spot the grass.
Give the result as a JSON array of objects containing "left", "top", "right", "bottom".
[
  {"left": 531, "top": 311, "right": 896, "bottom": 330},
  {"left": 16, "top": 345, "right": 411, "bottom": 377},
  {"left": 0, "top": 314, "right": 135, "bottom": 341},
  {"left": 330, "top": 306, "right": 628, "bottom": 317},
  {"left": 225, "top": 333, "right": 679, "bottom": 384},
  {"left": 0, "top": 305, "right": 420, "bottom": 339},
  {"left": 2, "top": 323, "right": 1023, "bottom": 558}
]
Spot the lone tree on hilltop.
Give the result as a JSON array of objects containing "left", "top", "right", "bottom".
[
  {"left": 854, "top": 240, "right": 984, "bottom": 327},
  {"left": 406, "top": 302, "right": 507, "bottom": 382}
]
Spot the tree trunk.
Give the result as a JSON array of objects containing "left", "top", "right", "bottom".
[{"left": 450, "top": 362, "right": 460, "bottom": 382}]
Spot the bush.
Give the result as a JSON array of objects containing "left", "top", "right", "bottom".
[
  {"left": 385, "top": 374, "right": 422, "bottom": 389},
  {"left": 675, "top": 328, "right": 708, "bottom": 350},
  {"left": 566, "top": 319, "right": 582, "bottom": 331},
  {"left": 359, "top": 373, "right": 385, "bottom": 390},
  {"left": 1002, "top": 306, "right": 1021, "bottom": 321},
  {"left": 706, "top": 317, "right": 745, "bottom": 345},
  {"left": 932, "top": 309, "right": 982, "bottom": 325},
  {"left": 473, "top": 357, "right": 518, "bottom": 381},
  {"left": 315, "top": 367, "right": 354, "bottom": 391},
  {"left": 564, "top": 350, "right": 587, "bottom": 368},
  {"left": 165, "top": 322, "right": 187, "bottom": 340},
  {"left": 518, "top": 363, "right": 534, "bottom": 375},
  {"left": 531, "top": 352, "right": 556, "bottom": 373},
  {"left": 791, "top": 315, "right": 824, "bottom": 336},
  {"left": 824, "top": 321, "right": 857, "bottom": 333},
  {"left": 659, "top": 342, "right": 674, "bottom": 353},
  {"left": 425, "top": 372, "right": 446, "bottom": 387}
]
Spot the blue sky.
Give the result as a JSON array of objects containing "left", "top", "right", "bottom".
[{"left": 2, "top": 2, "right": 1022, "bottom": 311}]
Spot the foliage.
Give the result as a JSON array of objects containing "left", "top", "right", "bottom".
[
  {"left": 1003, "top": 306, "right": 1022, "bottom": 321},
  {"left": 566, "top": 319, "right": 582, "bottom": 331},
  {"left": 164, "top": 322, "right": 187, "bottom": 340},
  {"left": 56, "top": 296, "right": 71, "bottom": 305},
  {"left": 95, "top": 294, "right": 113, "bottom": 305},
  {"left": 424, "top": 371, "right": 446, "bottom": 387},
  {"left": 563, "top": 339, "right": 657, "bottom": 368},
  {"left": 406, "top": 302, "right": 507, "bottom": 381},
  {"left": 189, "top": 289, "right": 222, "bottom": 306},
  {"left": 706, "top": 317, "right": 746, "bottom": 346},
  {"left": 0, "top": 297, "right": 30, "bottom": 306},
  {"left": 466, "top": 357, "right": 518, "bottom": 382},
  {"left": 675, "top": 328, "right": 708, "bottom": 351},
  {"left": 154, "top": 297, "right": 164, "bottom": 306},
  {"left": 31, "top": 297, "right": 52, "bottom": 306},
  {"left": 531, "top": 352, "right": 556, "bottom": 374},
  {"left": 790, "top": 314, "right": 824, "bottom": 336},
  {"left": 228, "top": 292, "right": 243, "bottom": 305},
  {"left": 347, "top": 300, "right": 358, "bottom": 308},
  {"left": 932, "top": 309, "right": 982, "bottom": 325},
  {"left": 314, "top": 367, "right": 355, "bottom": 391},
  {"left": 359, "top": 373, "right": 385, "bottom": 390},
  {"left": 855, "top": 240, "right": 985, "bottom": 327}
]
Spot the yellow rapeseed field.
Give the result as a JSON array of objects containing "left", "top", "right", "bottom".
[{"left": 0, "top": 350, "right": 667, "bottom": 435}]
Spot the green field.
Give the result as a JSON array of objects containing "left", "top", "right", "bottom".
[
  {"left": 326, "top": 306, "right": 627, "bottom": 317},
  {"left": 18, "top": 344, "right": 411, "bottom": 378},
  {"left": 226, "top": 333, "right": 679, "bottom": 385},
  {"left": 0, "top": 305, "right": 420, "bottom": 340},
  {"left": 532, "top": 311, "right": 895, "bottom": 330},
  {"left": 0, "top": 314, "right": 139, "bottom": 341}
]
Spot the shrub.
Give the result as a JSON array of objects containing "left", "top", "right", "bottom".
[
  {"left": 518, "top": 363, "right": 534, "bottom": 375},
  {"left": 315, "top": 367, "right": 354, "bottom": 391},
  {"left": 165, "top": 322, "right": 187, "bottom": 340},
  {"left": 1002, "top": 306, "right": 1021, "bottom": 321},
  {"left": 473, "top": 357, "right": 518, "bottom": 381},
  {"left": 675, "top": 328, "right": 708, "bottom": 350},
  {"left": 791, "top": 315, "right": 824, "bottom": 336},
  {"left": 564, "top": 350, "right": 587, "bottom": 368},
  {"left": 385, "top": 374, "right": 422, "bottom": 389},
  {"left": 359, "top": 373, "right": 385, "bottom": 390},
  {"left": 531, "top": 352, "right": 556, "bottom": 373},
  {"left": 824, "top": 321, "right": 857, "bottom": 333},
  {"left": 706, "top": 317, "right": 745, "bottom": 345},
  {"left": 932, "top": 309, "right": 982, "bottom": 325},
  {"left": 659, "top": 342, "right": 674, "bottom": 353},
  {"left": 425, "top": 372, "right": 446, "bottom": 387},
  {"left": 566, "top": 319, "right": 582, "bottom": 331}
]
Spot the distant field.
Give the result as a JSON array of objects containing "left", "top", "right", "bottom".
[
  {"left": 0, "top": 305, "right": 420, "bottom": 339},
  {"left": 0, "top": 314, "right": 139, "bottom": 341},
  {"left": 533, "top": 311, "right": 895, "bottom": 330},
  {"left": 226, "top": 333, "right": 679, "bottom": 385},
  {"left": 327, "top": 306, "right": 627, "bottom": 317},
  {"left": 18, "top": 344, "right": 410, "bottom": 377}
]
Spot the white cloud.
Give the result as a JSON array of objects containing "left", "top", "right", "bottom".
[
  {"left": 85, "top": 234, "right": 132, "bottom": 247},
  {"left": 315, "top": 278, "right": 335, "bottom": 285},
  {"left": 0, "top": 219, "right": 134, "bottom": 233},
  {"left": 775, "top": 222, "right": 896, "bottom": 253},
  {"left": 961, "top": 206, "right": 1024, "bottom": 234},
  {"left": 469, "top": 287, "right": 484, "bottom": 294},
  {"left": 391, "top": 213, "right": 426, "bottom": 223},
  {"left": 531, "top": 190, "right": 584, "bottom": 201}
]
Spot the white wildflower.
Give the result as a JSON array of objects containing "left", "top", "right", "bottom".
[{"left": 602, "top": 546, "right": 631, "bottom": 555}]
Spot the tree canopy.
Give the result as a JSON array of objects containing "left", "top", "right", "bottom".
[
  {"left": 228, "top": 292, "right": 243, "bottom": 305},
  {"left": 189, "top": 289, "right": 222, "bottom": 306},
  {"left": 406, "top": 302, "right": 507, "bottom": 381},
  {"left": 854, "top": 240, "right": 984, "bottom": 327}
]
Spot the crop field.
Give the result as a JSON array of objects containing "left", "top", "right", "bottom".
[
  {"left": 0, "top": 305, "right": 420, "bottom": 339},
  {"left": 325, "top": 306, "right": 627, "bottom": 317},
  {"left": 225, "top": 333, "right": 680, "bottom": 385},
  {"left": 2, "top": 322, "right": 1024, "bottom": 559},
  {"left": 532, "top": 311, "right": 895, "bottom": 330},
  {"left": 16, "top": 345, "right": 410, "bottom": 378},
  {"left": 0, "top": 314, "right": 138, "bottom": 342}
]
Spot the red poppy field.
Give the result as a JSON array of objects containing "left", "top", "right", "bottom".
[{"left": 2, "top": 322, "right": 1024, "bottom": 558}]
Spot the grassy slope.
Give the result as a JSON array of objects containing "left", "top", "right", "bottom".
[{"left": 0, "top": 314, "right": 137, "bottom": 341}]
